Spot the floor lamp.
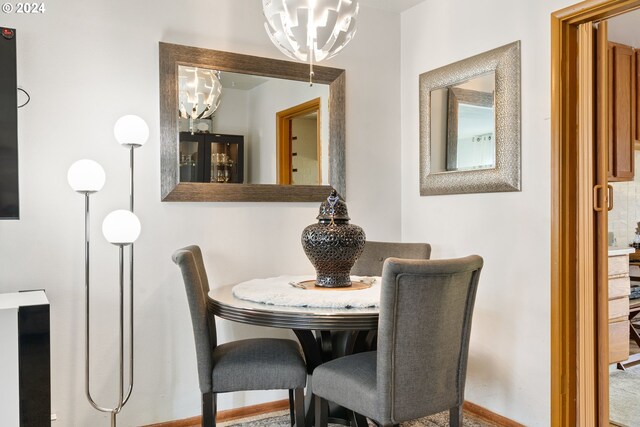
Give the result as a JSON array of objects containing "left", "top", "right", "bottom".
[{"left": 67, "top": 115, "right": 148, "bottom": 427}]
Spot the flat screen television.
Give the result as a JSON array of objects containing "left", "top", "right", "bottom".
[{"left": 0, "top": 27, "right": 18, "bottom": 219}]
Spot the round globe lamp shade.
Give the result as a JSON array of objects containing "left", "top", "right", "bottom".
[
  {"left": 263, "top": 0, "right": 359, "bottom": 64},
  {"left": 67, "top": 159, "right": 106, "bottom": 193},
  {"left": 102, "top": 210, "right": 141, "bottom": 245},
  {"left": 114, "top": 115, "right": 149, "bottom": 148}
]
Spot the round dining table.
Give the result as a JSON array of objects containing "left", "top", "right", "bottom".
[
  {"left": 208, "top": 276, "right": 380, "bottom": 426},
  {"left": 208, "top": 278, "right": 379, "bottom": 370}
]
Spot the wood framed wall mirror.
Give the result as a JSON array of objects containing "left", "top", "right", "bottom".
[{"left": 159, "top": 42, "right": 345, "bottom": 202}]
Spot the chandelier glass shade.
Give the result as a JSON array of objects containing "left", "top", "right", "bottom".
[
  {"left": 178, "top": 67, "right": 222, "bottom": 120},
  {"left": 262, "top": 0, "right": 359, "bottom": 80}
]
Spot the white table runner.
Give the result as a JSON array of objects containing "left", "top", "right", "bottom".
[{"left": 232, "top": 275, "right": 381, "bottom": 308}]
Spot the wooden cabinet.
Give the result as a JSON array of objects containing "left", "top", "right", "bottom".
[
  {"left": 178, "top": 132, "right": 244, "bottom": 184},
  {"left": 608, "top": 252, "right": 631, "bottom": 364},
  {"left": 608, "top": 42, "right": 636, "bottom": 181},
  {"left": 637, "top": 50, "right": 640, "bottom": 143}
]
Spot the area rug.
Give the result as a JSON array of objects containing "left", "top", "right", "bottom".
[
  {"left": 218, "top": 409, "right": 496, "bottom": 426},
  {"left": 610, "top": 368, "right": 640, "bottom": 427}
]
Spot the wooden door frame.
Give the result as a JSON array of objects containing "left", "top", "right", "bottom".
[
  {"left": 551, "top": 1, "right": 640, "bottom": 425},
  {"left": 276, "top": 98, "right": 322, "bottom": 185}
]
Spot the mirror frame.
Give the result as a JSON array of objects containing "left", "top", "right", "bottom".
[
  {"left": 159, "top": 42, "right": 346, "bottom": 202},
  {"left": 419, "top": 41, "right": 521, "bottom": 196}
]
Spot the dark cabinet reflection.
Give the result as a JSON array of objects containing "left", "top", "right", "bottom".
[{"left": 179, "top": 132, "right": 244, "bottom": 184}]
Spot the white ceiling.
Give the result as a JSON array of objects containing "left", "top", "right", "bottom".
[
  {"left": 358, "top": 0, "right": 425, "bottom": 13},
  {"left": 219, "top": 71, "right": 268, "bottom": 90}
]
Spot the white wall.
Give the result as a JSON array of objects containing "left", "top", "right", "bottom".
[
  {"left": 210, "top": 87, "right": 251, "bottom": 136},
  {"left": 608, "top": 8, "right": 640, "bottom": 47},
  {"left": 0, "top": 1, "right": 401, "bottom": 425},
  {"left": 400, "top": 1, "right": 573, "bottom": 425},
  {"left": 178, "top": 84, "right": 251, "bottom": 136},
  {"left": 0, "top": 308, "right": 19, "bottom": 426}
]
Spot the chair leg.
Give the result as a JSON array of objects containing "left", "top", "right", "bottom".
[
  {"left": 202, "top": 392, "right": 216, "bottom": 427},
  {"left": 294, "top": 387, "right": 305, "bottom": 427},
  {"left": 450, "top": 405, "right": 462, "bottom": 427},
  {"left": 348, "top": 411, "right": 369, "bottom": 427},
  {"left": 315, "top": 395, "right": 328, "bottom": 427},
  {"left": 289, "top": 389, "right": 295, "bottom": 426}
]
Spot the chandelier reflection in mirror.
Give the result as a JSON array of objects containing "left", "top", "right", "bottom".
[
  {"left": 262, "top": 0, "right": 359, "bottom": 84},
  {"left": 178, "top": 66, "right": 222, "bottom": 133}
]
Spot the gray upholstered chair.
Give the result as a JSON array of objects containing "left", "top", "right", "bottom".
[
  {"left": 351, "top": 241, "right": 432, "bottom": 276},
  {"left": 313, "top": 255, "right": 483, "bottom": 427},
  {"left": 347, "top": 241, "right": 432, "bottom": 353},
  {"left": 172, "top": 245, "right": 307, "bottom": 427}
]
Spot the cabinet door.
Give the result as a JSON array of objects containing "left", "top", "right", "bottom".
[
  {"left": 206, "top": 134, "right": 244, "bottom": 184},
  {"left": 178, "top": 132, "right": 206, "bottom": 182},
  {"left": 609, "top": 42, "right": 636, "bottom": 181}
]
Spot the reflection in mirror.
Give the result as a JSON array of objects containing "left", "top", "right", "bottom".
[
  {"left": 179, "top": 132, "right": 244, "bottom": 184},
  {"left": 176, "top": 66, "right": 329, "bottom": 185},
  {"left": 178, "top": 67, "right": 222, "bottom": 130},
  {"left": 276, "top": 98, "right": 326, "bottom": 186},
  {"left": 291, "top": 111, "right": 321, "bottom": 185},
  {"left": 430, "top": 72, "right": 495, "bottom": 173}
]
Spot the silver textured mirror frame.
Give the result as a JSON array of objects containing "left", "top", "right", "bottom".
[
  {"left": 159, "top": 42, "right": 346, "bottom": 202},
  {"left": 419, "top": 41, "right": 521, "bottom": 196}
]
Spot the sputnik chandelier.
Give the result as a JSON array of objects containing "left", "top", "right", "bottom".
[
  {"left": 178, "top": 66, "right": 222, "bottom": 132},
  {"left": 262, "top": 0, "right": 359, "bottom": 84}
]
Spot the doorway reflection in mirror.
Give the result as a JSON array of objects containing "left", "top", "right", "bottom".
[
  {"left": 429, "top": 71, "right": 496, "bottom": 173},
  {"left": 291, "top": 112, "right": 320, "bottom": 185}
]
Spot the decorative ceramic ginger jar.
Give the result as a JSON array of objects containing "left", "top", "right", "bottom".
[{"left": 301, "top": 190, "right": 366, "bottom": 288}]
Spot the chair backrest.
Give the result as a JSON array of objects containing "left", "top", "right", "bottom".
[
  {"left": 376, "top": 255, "right": 483, "bottom": 424},
  {"left": 351, "top": 241, "right": 432, "bottom": 277},
  {"left": 172, "top": 245, "right": 217, "bottom": 393}
]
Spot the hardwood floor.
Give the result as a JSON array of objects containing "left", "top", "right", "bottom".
[{"left": 144, "top": 400, "right": 524, "bottom": 427}]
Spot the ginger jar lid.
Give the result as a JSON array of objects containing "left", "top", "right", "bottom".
[{"left": 316, "top": 190, "right": 350, "bottom": 221}]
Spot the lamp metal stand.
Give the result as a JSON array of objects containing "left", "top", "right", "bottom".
[
  {"left": 83, "top": 147, "right": 137, "bottom": 427},
  {"left": 124, "top": 146, "right": 135, "bottom": 405}
]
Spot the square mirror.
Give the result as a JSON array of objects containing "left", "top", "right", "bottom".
[{"left": 420, "top": 41, "right": 521, "bottom": 196}]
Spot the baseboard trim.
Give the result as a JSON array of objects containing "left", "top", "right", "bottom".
[
  {"left": 217, "top": 398, "right": 289, "bottom": 423},
  {"left": 463, "top": 401, "right": 525, "bottom": 427},
  {"left": 145, "top": 398, "right": 523, "bottom": 427},
  {"left": 143, "top": 416, "right": 201, "bottom": 427},
  {"left": 143, "top": 399, "right": 289, "bottom": 427}
]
